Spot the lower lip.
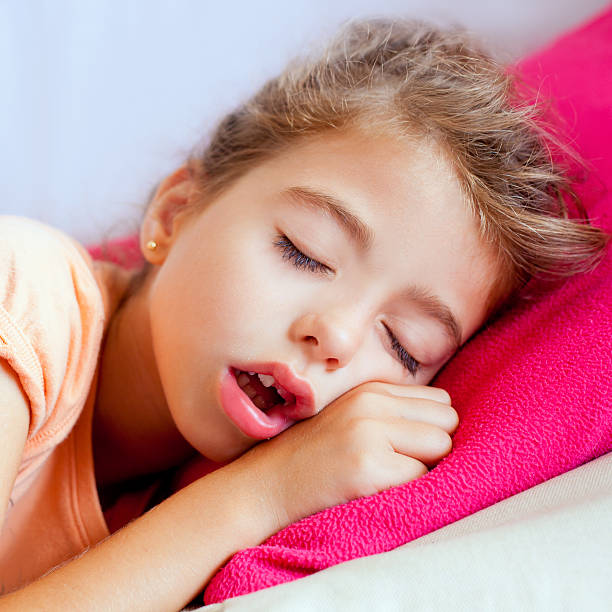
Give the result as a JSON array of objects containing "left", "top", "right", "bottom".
[{"left": 219, "top": 368, "right": 297, "bottom": 439}]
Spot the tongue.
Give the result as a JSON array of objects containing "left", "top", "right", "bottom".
[{"left": 245, "top": 372, "right": 284, "bottom": 409}]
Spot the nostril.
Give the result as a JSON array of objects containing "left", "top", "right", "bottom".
[
  {"left": 326, "top": 357, "right": 339, "bottom": 368},
  {"left": 304, "top": 335, "right": 318, "bottom": 345}
]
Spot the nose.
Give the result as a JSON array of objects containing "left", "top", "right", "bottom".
[{"left": 290, "top": 311, "right": 364, "bottom": 370}]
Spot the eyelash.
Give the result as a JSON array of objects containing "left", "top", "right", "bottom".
[
  {"left": 384, "top": 324, "right": 421, "bottom": 376},
  {"left": 272, "top": 234, "right": 332, "bottom": 274},
  {"left": 272, "top": 233, "right": 421, "bottom": 376}
]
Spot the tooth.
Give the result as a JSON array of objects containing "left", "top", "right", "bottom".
[
  {"left": 258, "top": 374, "right": 275, "bottom": 388},
  {"left": 248, "top": 371, "right": 255, "bottom": 375},
  {"left": 237, "top": 373, "right": 250, "bottom": 387},
  {"left": 253, "top": 395, "right": 267, "bottom": 410},
  {"left": 274, "top": 384, "right": 293, "bottom": 404}
]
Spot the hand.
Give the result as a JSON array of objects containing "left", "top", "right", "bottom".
[{"left": 233, "top": 381, "right": 458, "bottom": 531}]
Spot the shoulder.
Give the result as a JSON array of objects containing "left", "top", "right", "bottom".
[
  {"left": 0, "top": 214, "right": 76, "bottom": 249},
  {"left": 0, "top": 215, "right": 100, "bottom": 294},
  {"left": 0, "top": 215, "right": 106, "bottom": 336},
  {"left": 0, "top": 216, "right": 106, "bottom": 447}
]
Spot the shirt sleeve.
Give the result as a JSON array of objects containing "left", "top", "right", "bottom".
[{"left": 0, "top": 215, "right": 106, "bottom": 484}]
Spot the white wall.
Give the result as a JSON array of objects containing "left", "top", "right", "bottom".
[{"left": 1, "top": 0, "right": 609, "bottom": 244}]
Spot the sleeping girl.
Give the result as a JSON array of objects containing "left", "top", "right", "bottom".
[{"left": 0, "top": 18, "right": 608, "bottom": 611}]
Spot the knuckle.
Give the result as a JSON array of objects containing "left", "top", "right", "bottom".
[
  {"left": 346, "top": 390, "right": 381, "bottom": 414},
  {"left": 356, "top": 389, "right": 380, "bottom": 404},
  {"left": 343, "top": 417, "right": 373, "bottom": 444},
  {"left": 341, "top": 382, "right": 379, "bottom": 402},
  {"left": 430, "top": 386, "right": 452, "bottom": 404},
  {"left": 418, "top": 422, "right": 452, "bottom": 456},
  {"left": 442, "top": 405, "right": 460, "bottom": 432},
  {"left": 353, "top": 452, "right": 378, "bottom": 478},
  {"left": 411, "top": 459, "right": 429, "bottom": 479},
  {"left": 356, "top": 381, "right": 388, "bottom": 393},
  {"left": 401, "top": 456, "right": 429, "bottom": 481},
  {"left": 434, "top": 430, "right": 453, "bottom": 456}
]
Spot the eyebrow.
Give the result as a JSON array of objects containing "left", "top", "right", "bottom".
[
  {"left": 399, "top": 286, "right": 463, "bottom": 351},
  {"left": 282, "top": 184, "right": 463, "bottom": 351},
  {"left": 283, "top": 186, "right": 374, "bottom": 252}
]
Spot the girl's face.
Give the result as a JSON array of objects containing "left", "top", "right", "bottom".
[{"left": 142, "top": 130, "right": 500, "bottom": 462}]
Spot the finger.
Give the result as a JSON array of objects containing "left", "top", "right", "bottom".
[
  {"left": 357, "top": 393, "right": 459, "bottom": 434},
  {"left": 376, "top": 454, "right": 429, "bottom": 489},
  {"left": 359, "top": 381, "right": 451, "bottom": 405},
  {"left": 382, "top": 419, "right": 453, "bottom": 465}
]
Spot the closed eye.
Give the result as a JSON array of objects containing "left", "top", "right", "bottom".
[
  {"left": 383, "top": 323, "right": 420, "bottom": 376},
  {"left": 273, "top": 234, "right": 333, "bottom": 275}
]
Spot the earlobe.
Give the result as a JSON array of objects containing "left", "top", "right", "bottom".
[{"left": 140, "top": 163, "right": 200, "bottom": 264}]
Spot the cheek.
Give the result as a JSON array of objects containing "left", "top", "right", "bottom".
[
  {"left": 165, "top": 229, "right": 288, "bottom": 350},
  {"left": 206, "top": 236, "right": 281, "bottom": 322}
]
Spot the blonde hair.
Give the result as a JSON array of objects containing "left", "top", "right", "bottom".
[{"left": 141, "top": 19, "right": 609, "bottom": 305}]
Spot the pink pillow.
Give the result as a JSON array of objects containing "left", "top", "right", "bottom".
[
  {"left": 89, "top": 6, "right": 612, "bottom": 604},
  {"left": 87, "top": 236, "right": 143, "bottom": 270}
]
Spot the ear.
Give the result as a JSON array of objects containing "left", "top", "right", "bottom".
[{"left": 140, "top": 163, "right": 200, "bottom": 265}]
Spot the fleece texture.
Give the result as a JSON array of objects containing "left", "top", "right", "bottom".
[
  {"left": 201, "top": 7, "right": 612, "bottom": 603},
  {"left": 88, "top": 7, "right": 612, "bottom": 605}
]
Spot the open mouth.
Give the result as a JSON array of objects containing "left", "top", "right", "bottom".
[
  {"left": 232, "top": 368, "right": 296, "bottom": 412},
  {"left": 219, "top": 367, "right": 300, "bottom": 439}
]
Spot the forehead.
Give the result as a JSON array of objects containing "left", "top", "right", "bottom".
[
  {"left": 266, "top": 129, "right": 483, "bottom": 247},
  {"left": 276, "top": 130, "right": 467, "bottom": 224}
]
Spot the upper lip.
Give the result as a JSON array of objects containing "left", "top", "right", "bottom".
[{"left": 231, "top": 362, "right": 317, "bottom": 420}]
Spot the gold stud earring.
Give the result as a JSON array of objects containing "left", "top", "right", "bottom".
[{"left": 146, "top": 240, "right": 158, "bottom": 251}]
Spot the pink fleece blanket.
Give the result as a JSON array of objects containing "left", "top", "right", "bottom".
[
  {"left": 89, "top": 7, "right": 612, "bottom": 604},
  {"left": 200, "top": 8, "right": 612, "bottom": 604}
]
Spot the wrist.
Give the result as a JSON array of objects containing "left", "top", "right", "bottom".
[{"left": 202, "top": 457, "right": 288, "bottom": 544}]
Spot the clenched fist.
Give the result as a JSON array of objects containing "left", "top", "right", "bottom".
[{"left": 234, "top": 381, "right": 458, "bottom": 531}]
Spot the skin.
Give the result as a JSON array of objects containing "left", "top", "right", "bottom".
[{"left": 92, "top": 129, "right": 501, "bottom": 491}]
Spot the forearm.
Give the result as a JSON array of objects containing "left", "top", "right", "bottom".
[{"left": 0, "top": 461, "right": 278, "bottom": 612}]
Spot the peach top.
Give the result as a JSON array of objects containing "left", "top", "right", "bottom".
[{"left": 0, "top": 216, "right": 129, "bottom": 592}]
